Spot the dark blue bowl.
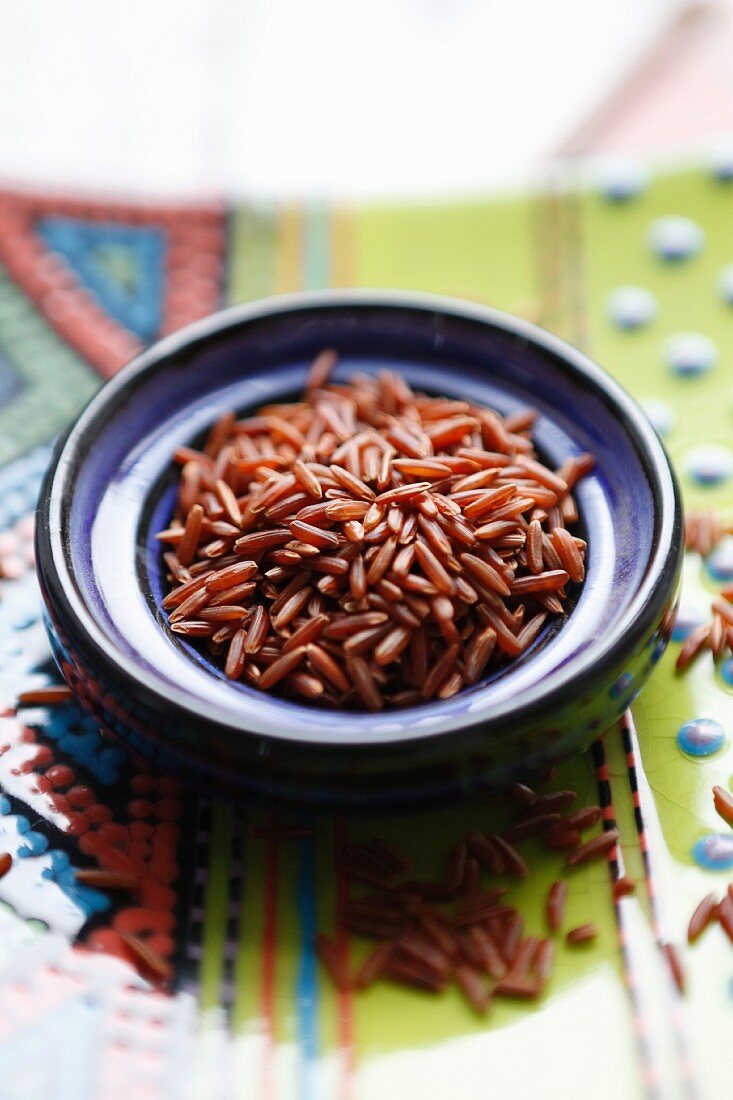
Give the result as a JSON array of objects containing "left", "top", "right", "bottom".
[{"left": 35, "top": 291, "right": 683, "bottom": 810}]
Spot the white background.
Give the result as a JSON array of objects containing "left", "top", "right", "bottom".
[{"left": 0, "top": 0, "right": 684, "bottom": 199}]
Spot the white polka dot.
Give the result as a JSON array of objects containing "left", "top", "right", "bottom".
[
  {"left": 648, "top": 216, "right": 705, "bottom": 262},
  {"left": 718, "top": 264, "right": 733, "bottom": 305},
  {"left": 607, "top": 286, "right": 658, "bottom": 330},
  {"left": 665, "top": 333, "right": 717, "bottom": 377},
  {"left": 708, "top": 140, "right": 733, "bottom": 182},
  {"left": 596, "top": 158, "right": 650, "bottom": 202},
  {"left": 640, "top": 398, "right": 675, "bottom": 436},
  {"left": 685, "top": 444, "right": 733, "bottom": 486}
]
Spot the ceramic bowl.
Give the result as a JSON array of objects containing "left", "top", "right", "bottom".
[{"left": 35, "top": 291, "right": 683, "bottom": 810}]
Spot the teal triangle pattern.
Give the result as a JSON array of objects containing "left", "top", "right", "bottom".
[{"left": 37, "top": 217, "right": 166, "bottom": 342}]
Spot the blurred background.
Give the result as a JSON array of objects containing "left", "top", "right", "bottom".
[{"left": 2, "top": 0, "right": 732, "bottom": 199}]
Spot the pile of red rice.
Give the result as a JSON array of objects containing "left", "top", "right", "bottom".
[
  {"left": 157, "top": 351, "right": 594, "bottom": 710},
  {"left": 307, "top": 778, "right": 618, "bottom": 1012}
]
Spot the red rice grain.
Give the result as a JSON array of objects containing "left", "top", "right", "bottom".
[
  {"left": 225, "top": 628, "right": 247, "bottom": 679},
  {"left": 546, "top": 807, "right": 601, "bottom": 837},
  {"left": 17, "top": 686, "right": 74, "bottom": 706},
  {"left": 75, "top": 869, "right": 138, "bottom": 889},
  {"left": 346, "top": 656, "right": 383, "bottom": 710},
  {"left": 307, "top": 644, "right": 351, "bottom": 692},
  {"left": 209, "top": 581, "right": 257, "bottom": 606},
  {"left": 288, "top": 672, "right": 326, "bottom": 699},
  {"left": 170, "top": 621, "right": 214, "bottom": 637},
  {"left": 258, "top": 646, "right": 307, "bottom": 690},
  {"left": 272, "top": 587, "right": 312, "bottom": 630},
  {"left": 176, "top": 504, "right": 204, "bottom": 566},
  {"left": 613, "top": 875, "right": 636, "bottom": 900},
  {"left": 387, "top": 958, "right": 446, "bottom": 993},
  {"left": 493, "top": 975, "right": 541, "bottom": 1000},
  {"left": 501, "top": 912, "right": 525, "bottom": 964},
  {"left": 455, "top": 929, "right": 484, "bottom": 969},
  {"left": 713, "top": 785, "right": 733, "bottom": 826},
  {"left": 282, "top": 614, "right": 328, "bottom": 652},
  {"left": 355, "top": 942, "right": 394, "bottom": 988},
  {"left": 661, "top": 943, "right": 686, "bottom": 993},
  {"left": 121, "top": 933, "right": 172, "bottom": 982},
  {"left": 717, "top": 895, "right": 733, "bottom": 943},
  {"left": 244, "top": 605, "right": 269, "bottom": 654},
  {"left": 546, "top": 881, "right": 568, "bottom": 932},
  {"left": 675, "top": 624, "right": 711, "bottom": 671},
  {"left": 566, "top": 924, "right": 598, "bottom": 945},
  {"left": 467, "top": 925, "right": 506, "bottom": 979},
  {"left": 565, "top": 828, "right": 619, "bottom": 867},
  {"left": 551, "top": 528, "right": 585, "bottom": 583},
  {"left": 512, "top": 936, "right": 540, "bottom": 976},
  {"left": 343, "top": 624, "right": 392, "bottom": 656},
  {"left": 414, "top": 541, "right": 454, "bottom": 596},
  {"left": 524, "top": 790, "right": 577, "bottom": 816},
  {"left": 396, "top": 932, "right": 452, "bottom": 979},
  {"left": 455, "top": 964, "right": 490, "bottom": 1014},
  {"left": 534, "top": 938, "right": 555, "bottom": 984},
  {"left": 316, "top": 934, "right": 352, "bottom": 989},
  {"left": 464, "top": 626, "right": 497, "bottom": 685},
  {"left": 489, "top": 835, "right": 530, "bottom": 878},
  {"left": 204, "top": 410, "right": 235, "bottom": 457},
  {"left": 507, "top": 782, "right": 537, "bottom": 806},
  {"left": 422, "top": 644, "right": 461, "bottom": 699},
  {"left": 510, "top": 570, "right": 569, "bottom": 595},
  {"left": 465, "top": 831, "right": 506, "bottom": 876},
  {"left": 437, "top": 670, "right": 463, "bottom": 699},
  {"left": 504, "top": 813, "right": 562, "bottom": 841},
  {"left": 169, "top": 586, "right": 211, "bottom": 624},
  {"left": 453, "top": 897, "right": 511, "bottom": 927},
  {"left": 687, "top": 892, "right": 718, "bottom": 942},
  {"left": 307, "top": 348, "right": 338, "bottom": 390}
]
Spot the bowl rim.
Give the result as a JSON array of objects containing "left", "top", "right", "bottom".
[{"left": 37, "top": 288, "right": 683, "bottom": 748}]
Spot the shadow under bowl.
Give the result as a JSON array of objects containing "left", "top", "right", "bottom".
[{"left": 35, "top": 291, "right": 683, "bottom": 811}]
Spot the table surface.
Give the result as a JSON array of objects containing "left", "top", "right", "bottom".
[{"left": 0, "top": 160, "right": 731, "bottom": 1100}]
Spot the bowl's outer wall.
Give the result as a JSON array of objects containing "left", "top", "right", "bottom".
[
  {"left": 42, "top": 590, "right": 679, "bottom": 810},
  {"left": 36, "top": 294, "right": 684, "bottom": 809}
]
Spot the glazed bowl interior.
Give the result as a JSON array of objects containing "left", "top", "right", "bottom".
[{"left": 43, "top": 292, "right": 678, "bottom": 752}]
